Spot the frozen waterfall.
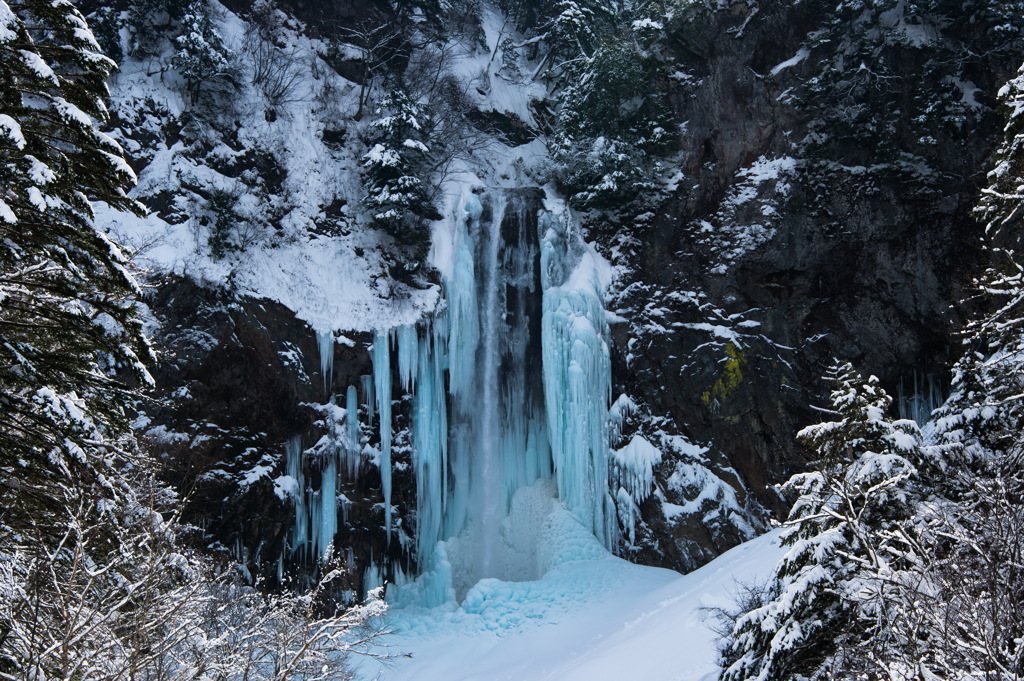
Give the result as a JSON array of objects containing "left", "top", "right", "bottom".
[
  {"left": 367, "top": 187, "right": 631, "bottom": 606},
  {"left": 279, "top": 185, "right": 661, "bottom": 599}
]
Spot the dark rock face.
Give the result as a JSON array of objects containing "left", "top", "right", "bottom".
[
  {"left": 134, "top": 0, "right": 1023, "bottom": 586},
  {"left": 594, "top": 0, "right": 1021, "bottom": 570},
  {"left": 139, "top": 277, "right": 414, "bottom": 592}
]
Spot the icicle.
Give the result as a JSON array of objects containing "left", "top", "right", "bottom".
[
  {"left": 346, "top": 385, "right": 360, "bottom": 479},
  {"left": 448, "top": 192, "right": 481, "bottom": 399},
  {"left": 440, "top": 192, "right": 484, "bottom": 543},
  {"left": 317, "top": 329, "right": 334, "bottom": 397},
  {"left": 363, "top": 560, "right": 383, "bottom": 600},
  {"left": 373, "top": 330, "right": 393, "bottom": 541},
  {"left": 397, "top": 324, "right": 419, "bottom": 392},
  {"left": 412, "top": 322, "right": 448, "bottom": 568},
  {"left": 610, "top": 435, "right": 662, "bottom": 508},
  {"left": 361, "top": 374, "right": 375, "bottom": 424},
  {"left": 608, "top": 394, "right": 637, "bottom": 445},
  {"left": 286, "top": 436, "right": 308, "bottom": 558},
  {"left": 318, "top": 447, "right": 337, "bottom": 560},
  {"left": 310, "top": 489, "right": 320, "bottom": 558}
]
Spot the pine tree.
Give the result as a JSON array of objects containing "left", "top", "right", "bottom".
[
  {"left": 552, "top": 44, "right": 672, "bottom": 209},
  {"left": 936, "top": 59, "right": 1024, "bottom": 469},
  {"left": 0, "top": 0, "right": 152, "bottom": 546},
  {"left": 548, "top": 0, "right": 597, "bottom": 61},
  {"left": 361, "top": 88, "right": 435, "bottom": 254},
  {"left": 722, "top": 362, "right": 923, "bottom": 681},
  {"left": 173, "top": 0, "right": 233, "bottom": 105},
  {"left": 976, "top": 61, "right": 1024, "bottom": 244}
]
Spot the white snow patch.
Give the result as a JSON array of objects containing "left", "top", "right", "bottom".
[
  {"left": 356, "top": 529, "right": 786, "bottom": 681},
  {"left": 770, "top": 47, "right": 809, "bottom": 76}
]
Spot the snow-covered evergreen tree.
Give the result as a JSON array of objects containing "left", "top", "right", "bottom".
[
  {"left": 0, "top": 0, "right": 153, "bottom": 506},
  {"left": 361, "top": 88, "right": 435, "bottom": 255},
  {"left": 551, "top": 44, "right": 672, "bottom": 209},
  {"left": 977, "top": 61, "right": 1024, "bottom": 245},
  {"left": 722, "top": 363, "right": 923, "bottom": 681},
  {"left": 0, "top": 0, "right": 157, "bottom": 674},
  {"left": 547, "top": 0, "right": 598, "bottom": 61},
  {"left": 791, "top": 0, "right": 1024, "bottom": 217},
  {"left": 173, "top": 0, "right": 233, "bottom": 105},
  {"left": 936, "top": 58, "right": 1024, "bottom": 468}
]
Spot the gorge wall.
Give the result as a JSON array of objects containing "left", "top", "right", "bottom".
[{"left": 107, "top": 0, "right": 1024, "bottom": 595}]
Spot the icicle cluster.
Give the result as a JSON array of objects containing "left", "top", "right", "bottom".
[
  {"left": 610, "top": 435, "right": 662, "bottom": 546},
  {"left": 282, "top": 335, "right": 367, "bottom": 565},
  {"left": 362, "top": 188, "right": 625, "bottom": 605},
  {"left": 373, "top": 330, "right": 393, "bottom": 541},
  {"left": 897, "top": 370, "right": 948, "bottom": 426},
  {"left": 286, "top": 435, "right": 307, "bottom": 555},
  {"left": 539, "top": 204, "right": 617, "bottom": 549},
  {"left": 317, "top": 329, "right": 334, "bottom": 396}
]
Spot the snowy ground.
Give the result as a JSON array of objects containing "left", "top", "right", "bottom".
[{"left": 355, "top": 528, "right": 786, "bottom": 681}]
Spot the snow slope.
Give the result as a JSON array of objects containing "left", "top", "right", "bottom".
[{"left": 356, "top": 527, "right": 786, "bottom": 681}]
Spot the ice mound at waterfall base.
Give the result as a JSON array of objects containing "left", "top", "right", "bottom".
[{"left": 356, "top": 487, "right": 787, "bottom": 681}]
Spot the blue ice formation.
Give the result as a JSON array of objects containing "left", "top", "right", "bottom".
[
  {"left": 286, "top": 435, "right": 307, "bottom": 556},
  {"left": 365, "top": 188, "right": 640, "bottom": 607},
  {"left": 317, "top": 329, "right": 333, "bottom": 397},
  {"left": 374, "top": 329, "right": 393, "bottom": 541},
  {"left": 286, "top": 340, "right": 367, "bottom": 563},
  {"left": 346, "top": 385, "right": 360, "bottom": 479},
  {"left": 281, "top": 183, "right": 672, "bottom": 593},
  {"left": 539, "top": 202, "right": 617, "bottom": 550},
  {"left": 311, "top": 186, "right": 669, "bottom": 607},
  {"left": 897, "top": 370, "right": 948, "bottom": 426},
  {"left": 610, "top": 435, "right": 662, "bottom": 545}
]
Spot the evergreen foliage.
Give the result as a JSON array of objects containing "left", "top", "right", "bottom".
[
  {"left": 361, "top": 88, "right": 435, "bottom": 255},
  {"left": 87, "top": 6, "right": 125, "bottom": 64},
  {"left": 935, "top": 59, "right": 1024, "bottom": 470},
  {"left": 207, "top": 188, "right": 241, "bottom": 259},
  {"left": 552, "top": 44, "right": 673, "bottom": 209},
  {"left": 0, "top": 6, "right": 390, "bottom": 677},
  {"left": 792, "top": 0, "right": 1024, "bottom": 209},
  {"left": 0, "top": 0, "right": 155, "bottom": 674},
  {"left": 723, "top": 62, "right": 1024, "bottom": 681},
  {"left": 0, "top": 0, "right": 154, "bottom": 530},
  {"left": 547, "top": 0, "right": 599, "bottom": 61},
  {"left": 976, "top": 62, "right": 1024, "bottom": 244},
  {"left": 722, "top": 363, "right": 924, "bottom": 681},
  {"left": 173, "top": 0, "right": 234, "bottom": 105}
]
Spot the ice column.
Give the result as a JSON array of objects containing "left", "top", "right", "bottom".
[
  {"left": 475, "top": 193, "right": 507, "bottom": 576},
  {"left": 397, "top": 325, "right": 419, "bottom": 392},
  {"left": 610, "top": 435, "right": 662, "bottom": 546},
  {"left": 442, "top": 191, "right": 483, "bottom": 541},
  {"left": 318, "top": 444, "right": 337, "bottom": 560},
  {"left": 898, "top": 370, "right": 947, "bottom": 426},
  {"left": 317, "top": 330, "right": 334, "bottom": 397},
  {"left": 360, "top": 374, "right": 375, "bottom": 424},
  {"left": 448, "top": 192, "right": 481, "bottom": 399},
  {"left": 539, "top": 204, "right": 617, "bottom": 549},
  {"left": 346, "top": 385, "right": 360, "bottom": 478},
  {"left": 286, "top": 435, "right": 308, "bottom": 557},
  {"left": 393, "top": 319, "right": 452, "bottom": 567},
  {"left": 373, "top": 330, "right": 393, "bottom": 540},
  {"left": 411, "top": 322, "right": 448, "bottom": 568}
]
